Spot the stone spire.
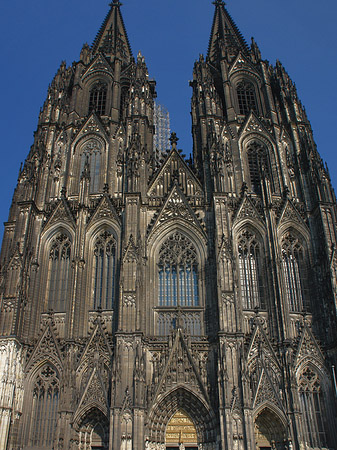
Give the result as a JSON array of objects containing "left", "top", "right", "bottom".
[
  {"left": 92, "top": 0, "right": 133, "bottom": 63},
  {"left": 207, "top": 1, "right": 249, "bottom": 64}
]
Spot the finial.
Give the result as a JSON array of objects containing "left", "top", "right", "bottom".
[
  {"left": 109, "top": 0, "right": 122, "bottom": 7},
  {"left": 212, "top": 0, "right": 226, "bottom": 6},
  {"left": 169, "top": 132, "right": 179, "bottom": 148}
]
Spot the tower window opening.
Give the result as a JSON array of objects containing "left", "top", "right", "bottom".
[
  {"left": 157, "top": 233, "right": 201, "bottom": 336},
  {"left": 281, "top": 233, "right": 306, "bottom": 312},
  {"left": 89, "top": 81, "right": 107, "bottom": 115},
  {"left": 237, "top": 80, "right": 258, "bottom": 115},
  {"left": 47, "top": 233, "right": 71, "bottom": 312},
  {"left": 238, "top": 230, "right": 264, "bottom": 309},
  {"left": 247, "top": 142, "right": 271, "bottom": 194},
  {"left": 93, "top": 231, "right": 116, "bottom": 310}
]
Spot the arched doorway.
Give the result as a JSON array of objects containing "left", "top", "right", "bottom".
[
  {"left": 254, "top": 408, "right": 287, "bottom": 450},
  {"left": 165, "top": 410, "right": 198, "bottom": 449}
]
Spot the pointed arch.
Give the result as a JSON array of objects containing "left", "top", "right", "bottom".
[
  {"left": 278, "top": 226, "right": 311, "bottom": 312},
  {"left": 24, "top": 363, "right": 60, "bottom": 447},
  {"left": 296, "top": 364, "right": 330, "bottom": 449},
  {"left": 69, "top": 134, "right": 107, "bottom": 195},
  {"left": 233, "top": 225, "right": 267, "bottom": 310},
  {"left": 147, "top": 387, "right": 217, "bottom": 446},
  {"left": 148, "top": 226, "right": 207, "bottom": 337},
  {"left": 253, "top": 405, "right": 287, "bottom": 450},
  {"left": 74, "top": 407, "right": 109, "bottom": 450},
  {"left": 84, "top": 222, "right": 120, "bottom": 313}
]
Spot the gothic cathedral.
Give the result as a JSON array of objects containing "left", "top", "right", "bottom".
[{"left": 0, "top": 1, "right": 337, "bottom": 450}]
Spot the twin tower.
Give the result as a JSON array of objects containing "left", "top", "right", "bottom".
[{"left": 0, "top": 1, "right": 337, "bottom": 449}]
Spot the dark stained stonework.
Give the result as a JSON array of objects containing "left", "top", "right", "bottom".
[{"left": 0, "top": 2, "right": 336, "bottom": 450}]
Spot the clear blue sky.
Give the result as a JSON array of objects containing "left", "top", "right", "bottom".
[{"left": 0, "top": 0, "right": 336, "bottom": 234}]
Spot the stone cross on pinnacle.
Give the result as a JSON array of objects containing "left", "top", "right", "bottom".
[{"left": 169, "top": 132, "right": 179, "bottom": 148}]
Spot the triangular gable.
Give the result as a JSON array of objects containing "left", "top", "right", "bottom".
[
  {"left": 148, "top": 149, "right": 203, "bottom": 200},
  {"left": 73, "top": 113, "right": 109, "bottom": 143},
  {"left": 113, "top": 123, "right": 126, "bottom": 140},
  {"left": 239, "top": 111, "right": 272, "bottom": 137},
  {"left": 151, "top": 329, "right": 209, "bottom": 405},
  {"left": 293, "top": 324, "right": 325, "bottom": 370},
  {"left": 148, "top": 184, "right": 205, "bottom": 236},
  {"left": 246, "top": 321, "right": 280, "bottom": 370},
  {"left": 229, "top": 52, "right": 257, "bottom": 75},
  {"left": 82, "top": 53, "right": 113, "bottom": 81},
  {"left": 76, "top": 367, "right": 109, "bottom": 417},
  {"left": 77, "top": 323, "right": 112, "bottom": 372},
  {"left": 87, "top": 195, "right": 121, "bottom": 227},
  {"left": 253, "top": 368, "right": 283, "bottom": 410},
  {"left": 7, "top": 245, "right": 22, "bottom": 271},
  {"left": 43, "top": 198, "right": 75, "bottom": 231},
  {"left": 26, "top": 323, "right": 63, "bottom": 373},
  {"left": 123, "top": 234, "right": 138, "bottom": 263},
  {"left": 234, "top": 195, "right": 264, "bottom": 225},
  {"left": 277, "top": 198, "right": 307, "bottom": 228}
]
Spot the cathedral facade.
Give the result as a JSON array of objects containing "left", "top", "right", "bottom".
[{"left": 0, "top": 1, "right": 337, "bottom": 449}]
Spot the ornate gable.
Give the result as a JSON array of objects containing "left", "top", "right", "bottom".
[
  {"left": 278, "top": 198, "right": 307, "bottom": 228},
  {"left": 82, "top": 53, "right": 113, "bottom": 81},
  {"left": 151, "top": 329, "right": 209, "bottom": 405},
  {"left": 253, "top": 368, "right": 283, "bottom": 410},
  {"left": 123, "top": 234, "right": 139, "bottom": 263},
  {"left": 246, "top": 321, "right": 280, "bottom": 369},
  {"left": 229, "top": 52, "right": 256, "bottom": 75},
  {"left": 239, "top": 111, "right": 272, "bottom": 137},
  {"left": 294, "top": 324, "right": 325, "bottom": 371},
  {"left": 87, "top": 195, "right": 121, "bottom": 227},
  {"left": 148, "top": 184, "right": 205, "bottom": 237},
  {"left": 26, "top": 323, "right": 63, "bottom": 373},
  {"left": 148, "top": 149, "right": 203, "bottom": 201},
  {"left": 43, "top": 197, "right": 75, "bottom": 231},
  {"left": 76, "top": 367, "right": 109, "bottom": 417},
  {"left": 77, "top": 322, "right": 112, "bottom": 372},
  {"left": 234, "top": 195, "right": 264, "bottom": 225},
  {"left": 74, "top": 113, "right": 109, "bottom": 143}
]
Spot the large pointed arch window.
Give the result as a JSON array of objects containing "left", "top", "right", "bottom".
[
  {"left": 47, "top": 233, "right": 71, "bottom": 312},
  {"left": 158, "top": 233, "right": 199, "bottom": 307},
  {"left": 247, "top": 142, "right": 272, "bottom": 194},
  {"left": 93, "top": 231, "right": 116, "bottom": 310},
  {"left": 237, "top": 80, "right": 258, "bottom": 115},
  {"left": 28, "top": 365, "right": 59, "bottom": 447},
  {"left": 299, "top": 367, "right": 328, "bottom": 448},
  {"left": 281, "top": 232, "right": 306, "bottom": 312},
  {"left": 238, "top": 230, "right": 264, "bottom": 309},
  {"left": 157, "top": 232, "right": 201, "bottom": 336},
  {"left": 89, "top": 81, "right": 107, "bottom": 116},
  {"left": 80, "top": 139, "right": 102, "bottom": 193}
]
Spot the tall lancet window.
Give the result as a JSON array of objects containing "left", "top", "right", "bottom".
[
  {"left": 247, "top": 142, "right": 271, "bottom": 194},
  {"left": 93, "top": 231, "right": 116, "bottom": 310},
  {"left": 89, "top": 81, "right": 107, "bottom": 116},
  {"left": 29, "top": 365, "right": 59, "bottom": 447},
  {"left": 158, "top": 233, "right": 199, "bottom": 307},
  {"left": 237, "top": 80, "right": 258, "bottom": 115},
  {"left": 47, "top": 233, "right": 71, "bottom": 312},
  {"left": 281, "top": 232, "right": 306, "bottom": 312},
  {"left": 299, "top": 367, "right": 328, "bottom": 448},
  {"left": 157, "top": 233, "right": 201, "bottom": 336},
  {"left": 80, "top": 140, "right": 102, "bottom": 193},
  {"left": 238, "top": 230, "right": 264, "bottom": 309}
]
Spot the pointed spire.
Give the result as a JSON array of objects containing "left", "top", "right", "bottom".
[
  {"left": 208, "top": 1, "right": 248, "bottom": 64},
  {"left": 92, "top": 1, "right": 132, "bottom": 63}
]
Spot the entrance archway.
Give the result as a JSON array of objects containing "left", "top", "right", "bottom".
[
  {"left": 254, "top": 407, "right": 287, "bottom": 450},
  {"left": 165, "top": 409, "right": 198, "bottom": 449}
]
